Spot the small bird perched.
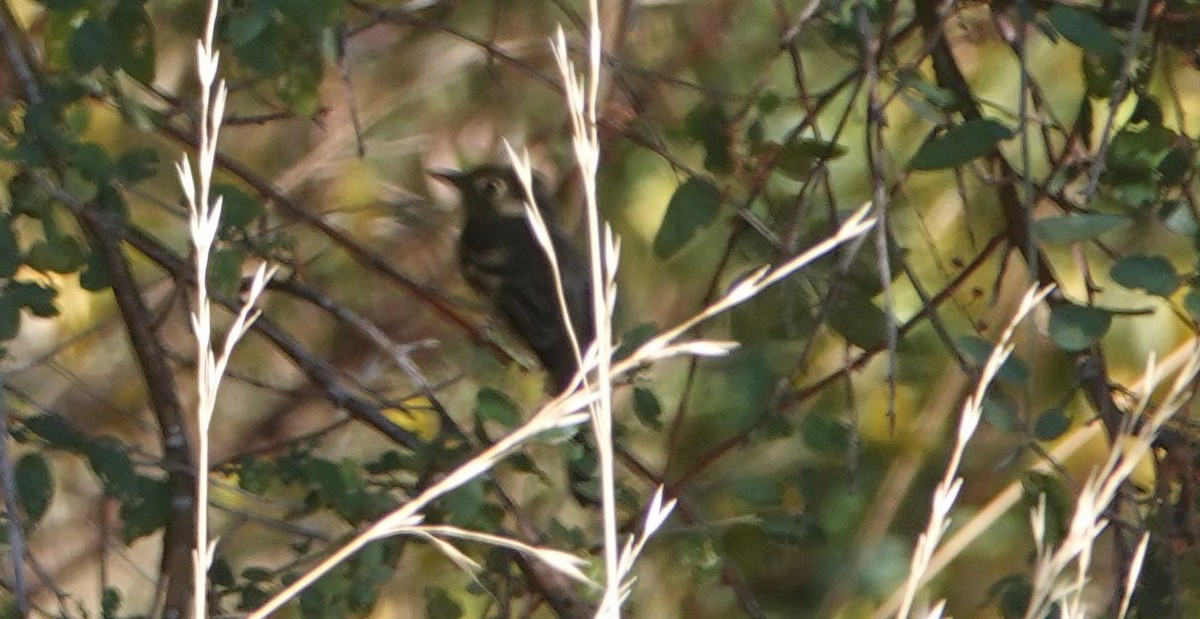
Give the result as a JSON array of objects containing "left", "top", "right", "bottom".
[{"left": 430, "top": 164, "right": 594, "bottom": 393}]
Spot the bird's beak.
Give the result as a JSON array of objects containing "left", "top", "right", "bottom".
[{"left": 428, "top": 168, "right": 466, "bottom": 187}]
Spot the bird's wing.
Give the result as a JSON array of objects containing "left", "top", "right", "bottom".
[{"left": 495, "top": 270, "right": 573, "bottom": 350}]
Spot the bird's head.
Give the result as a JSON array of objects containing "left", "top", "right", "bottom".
[{"left": 429, "top": 165, "right": 556, "bottom": 221}]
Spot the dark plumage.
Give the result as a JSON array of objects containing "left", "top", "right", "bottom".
[{"left": 431, "top": 165, "right": 594, "bottom": 392}]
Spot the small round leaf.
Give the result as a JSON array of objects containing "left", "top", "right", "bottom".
[
  {"left": 632, "top": 387, "right": 662, "bottom": 430},
  {"left": 69, "top": 18, "right": 112, "bottom": 73},
  {"left": 981, "top": 391, "right": 1020, "bottom": 433},
  {"left": 474, "top": 388, "right": 521, "bottom": 428},
  {"left": 957, "top": 335, "right": 1030, "bottom": 384},
  {"left": 1034, "top": 407, "right": 1070, "bottom": 442},
  {"left": 15, "top": 453, "right": 54, "bottom": 526},
  {"left": 1110, "top": 254, "right": 1179, "bottom": 297},
  {"left": 909, "top": 118, "right": 1013, "bottom": 170},
  {"left": 1048, "top": 5, "right": 1122, "bottom": 60},
  {"left": 1048, "top": 304, "right": 1112, "bottom": 352},
  {"left": 1185, "top": 288, "right": 1200, "bottom": 321},
  {"left": 653, "top": 177, "right": 722, "bottom": 258},
  {"left": 1034, "top": 213, "right": 1129, "bottom": 244},
  {"left": 1159, "top": 200, "right": 1197, "bottom": 236}
]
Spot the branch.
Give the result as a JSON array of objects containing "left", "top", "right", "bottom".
[
  {"left": 119, "top": 225, "right": 426, "bottom": 451},
  {"left": 914, "top": 0, "right": 1126, "bottom": 439},
  {"left": 34, "top": 177, "right": 197, "bottom": 616},
  {"left": 0, "top": 6, "right": 197, "bottom": 612}
]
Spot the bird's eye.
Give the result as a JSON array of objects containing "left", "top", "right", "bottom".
[{"left": 481, "top": 177, "right": 506, "bottom": 198}]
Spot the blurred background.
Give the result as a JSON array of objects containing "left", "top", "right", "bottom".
[{"left": 2, "top": 0, "right": 1200, "bottom": 617}]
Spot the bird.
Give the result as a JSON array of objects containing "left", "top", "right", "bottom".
[
  {"left": 431, "top": 164, "right": 601, "bottom": 503},
  {"left": 430, "top": 164, "right": 594, "bottom": 393}
]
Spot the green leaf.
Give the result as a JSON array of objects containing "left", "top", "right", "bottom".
[
  {"left": 474, "top": 387, "right": 521, "bottom": 428},
  {"left": 226, "top": 9, "right": 271, "bottom": 46},
  {"left": 109, "top": 3, "right": 156, "bottom": 83},
  {"left": 26, "top": 235, "right": 84, "bottom": 274},
  {"left": 653, "top": 177, "right": 722, "bottom": 258},
  {"left": 0, "top": 221, "right": 20, "bottom": 279},
  {"left": 242, "top": 567, "right": 273, "bottom": 582},
  {"left": 101, "top": 587, "right": 122, "bottom": 618},
  {"left": 95, "top": 185, "right": 129, "bottom": 219},
  {"left": 1130, "top": 96, "right": 1164, "bottom": 126},
  {"left": 1159, "top": 200, "right": 1198, "bottom": 236},
  {"left": 981, "top": 391, "right": 1020, "bottom": 433},
  {"left": 238, "top": 458, "right": 275, "bottom": 495},
  {"left": 899, "top": 69, "right": 957, "bottom": 109},
  {"left": 364, "top": 451, "right": 409, "bottom": 475},
  {"left": 632, "top": 387, "right": 662, "bottom": 430},
  {"left": 505, "top": 452, "right": 542, "bottom": 476},
  {"left": 62, "top": 167, "right": 98, "bottom": 202},
  {"left": 0, "top": 297, "right": 18, "bottom": 341},
  {"left": 1033, "top": 213, "right": 1128, "bottom": 244},
  {"left": 677, "top": 535, "right": 721, "bottom": 577},
  {"left": 615, "top": 322, "right": 658, "bottom": 361},
  {"left": 1048, "top": 303, "right": 1112, "bottom": 351},
  {"left": 730, "top": 273, "right": 814, "bottom": 342},
  {"left": 761, "top": 513, "right": 822, "bottom": 545},
  {"left": 745, "top": 119, "right": 765, "bottom": 151},
  {"left": 214, "top": 183, "right": 264, "bottom": 231},
  {"left": 1159, "top": 147, "right": 1190, "bottom": 186},
  {"left": 64, "top": 104, "right": 91, "bottom": 138},
  {"left": 9, "top": 173, "right": 52, "bottom": 218},
  {"left": 1022, "top": 471, "right": 1073, "bottom": 546},
  {"left": 989, "top": 574, "right": 1033, "bottom": 619},
  {"left": 1110, "top": 254, "right": 1179, "bottom": 296},
  {"left": 208, "top": 247, "right": 245, "bottom": 298},
  {"left": 685, "top": 102, "right": 734, "bottom": 175},
  {"left": 1186, "top": 288, "right": 1200, "bottom": 321},
  {"left": 909, "top": 118, "right": 1013, "bottom": 170},
  {"left": 22, "top": 414, "right": 86, "bottom": 450},
  {"left": 6, "top": 281, "right": 57, "bottom": 318},
  {"left": 957, "top": 336, "right": 1030, "bottom": 384},
  {"left": 424, "top": 588, "right": 463, "bottom": 619},
  {"left": 730, "top": 476, "right": 783, "bottom": 506},
  {"left": 753, "top": 412, "right": 794, "bottom": 441},
  {"left": 70, "top": 142, "right": 114, "bottom": 184},
  {"left": 757, "top": 90, "right": 782, "bottom": 114},
  {"left": 8, "top": 281, "right": 58, "bottom": 317},
  {"left": 119, "top": 476, "right": 170, "bottom": 542},
  {"left": 22, "top": 104, "right": 68, "bottom": 158},
  {"left": 1107, "top": 126, "right": 1177, "bottom": 174},
  {"left": 274, "top": 55, "right": 324, "bottom": 116},
  {"left": 774, "top": 137, "right": 846, "bottom": 180},
  {"left": 85, "top": 439, "right": 137, "bottom": 497},
  {"left": 15, "top": 453, "right": 54, "bottom": 527},
  {"left": 116, "top": 88, "right": 153, "bottom": 131},
  {"left": 114, "top": 149, "right": 160, "bottom": 183},
  {"left": 209, "top": 560, "right": 235, "bottom": 590},
  {"left": 1034, "top": 407, "right": 1070, "bottom": 441},
  {"left": 800, "top": 413, "right": 848, "bottom": 454},
  {"left": 299, "top": 457, "right": 357, "bottom": 511},
  {"left": 898, "top": 90, "right": 948, "bottom": 125},
  {"left": 80, "top": 251, "right": 111, "bottom": 291},
  {"left": 442, "top": 479, "right": 486, "bottom": 527},
  {"left": 69, "top": 17, "right": 112, "bottom": 73},
  {"left": 1048, "top": 5, "right": 1122, "bottom": 61},
  {"left": 239, "top": 583, "right": 270, "bottom": 610},
  {"left": 1082, "top": 52, "right": 1119, "bottom": 98},
  {"left": 1112, "top": 177, "right": 1157, "bottom": 210},
  {"left": 827, "top": 293, "right": 889, "bottom": 350}
]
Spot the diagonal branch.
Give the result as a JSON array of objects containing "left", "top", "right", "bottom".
[
  {"left": 913, "top": 0, "right": 1127, "bottom": 439},
  {"left": 0, "top": 6, "right": 197, "bottom": 613}
]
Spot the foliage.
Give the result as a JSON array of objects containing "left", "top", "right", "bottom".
[{"left": 2, "top": 0, "right": 1200, "bottom": 617}]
